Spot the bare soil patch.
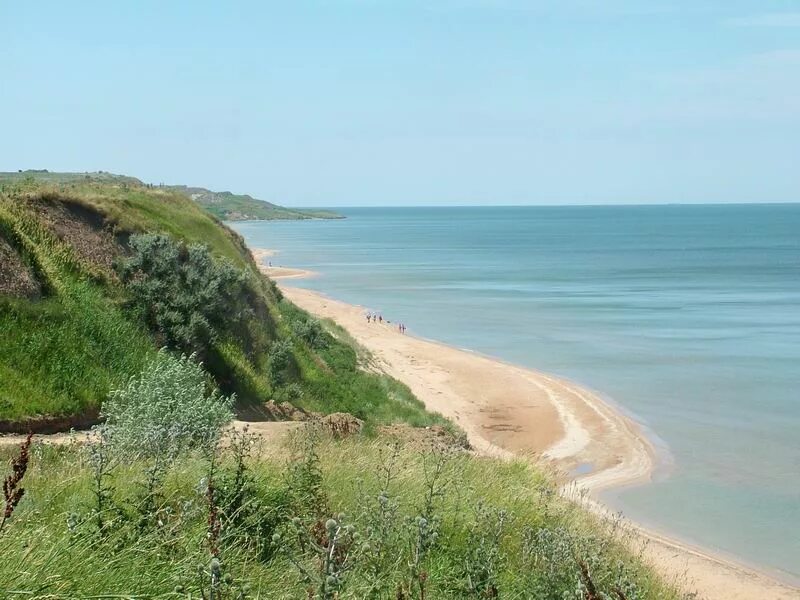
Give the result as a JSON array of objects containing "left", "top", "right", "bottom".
[
  {"left": 0, "top": 232, "right": 41, "bottom": 298},
  {"left": 30, "top": 195, "right": 121, "bottom": 275}
]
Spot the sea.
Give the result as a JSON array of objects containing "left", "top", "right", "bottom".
[{"left": 231, "top": 205, "right": 800, "bottom": 581}]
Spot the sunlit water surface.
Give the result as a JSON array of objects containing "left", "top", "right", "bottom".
[{"left": 232, "top": 205, "right": 800, "bottom": 581}]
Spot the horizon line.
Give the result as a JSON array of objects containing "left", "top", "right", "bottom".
[{"left": 286, "top": 200, "right": 800, "bottom": 210}]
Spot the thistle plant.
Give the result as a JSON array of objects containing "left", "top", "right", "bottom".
[
  {"left": 1, "top": 432, "right": 32, "bottom": 535},
  {"left": 279, "top": 513, "right": 357, "bottom": 599},
  {"left": 404, "top": 514, "right": 438, "bottom": 599},
  {"left": 522, "top": 526, "right": 578, "bottom": 594},
  {"left": 136, "top": 456, "right": 169, "bottom": 530},
  {"left": 219, "top": 425, "right": 255, "bottom": 523},
  {"left": 419, "top": 444, "right": 452, "bottom": 522},
  {"left": 215, "top": 426, "right": 288, "bottom": 562},
  {"left": 188, "top": 449, "right": 250, "bottom": 600},
  {"left": 86, "top": 429, "right": 116, "bottom": 533},
  {"left": 206, "top": 451, "right": 222, "bottom": 559},
  {"left": 192, "top": 556, "right": 249, "bottom": 600},
  {"left": 609, "top": 563, "right": 640, "bottom": 600},
  {"left": 522, "top": 524, "right": 634, "bottom": 599},
  {"left": 285, "top": 428, "right": 328, "bottom": 518},
  {"left": 462, "top": 502, "right": 509, "bottom": 598},
  {"left": 357, "top": 442, "right": 404, "bottom": 596},
  {"left": 401, "top": 446, "right": 452, "bottom": 599}
]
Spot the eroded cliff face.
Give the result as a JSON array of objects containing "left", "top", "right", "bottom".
[{"left": 0, "top": 230, "right": 41, "bottom": 299}]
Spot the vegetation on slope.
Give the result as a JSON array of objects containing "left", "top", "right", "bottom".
[
  {"left": 0, "top": 171, "right": 342, "bottom": 221},
  {"left": 0, "top": 428, "right": 682, "bottom": 599},
  {"left": 168, "top": 185, "right": 342, "bottom": 221},
  {"left": 0, "top": 178, "right": 432, "bottom": 431}
]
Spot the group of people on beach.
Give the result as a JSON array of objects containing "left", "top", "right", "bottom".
[{"left": 366, "top": 312, "right": 406, "bottom": 334}]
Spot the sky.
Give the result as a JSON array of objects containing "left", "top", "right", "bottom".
[{"left": 1, "top": 1, "right": 798, "bottom": 206}]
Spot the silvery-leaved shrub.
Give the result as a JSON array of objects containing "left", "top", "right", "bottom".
[
  {"left": 102, "top": 349, "right": 234, "bottom": 459},
  {"left": 116, "top": 232, "right": 254, "bottom": 358}
]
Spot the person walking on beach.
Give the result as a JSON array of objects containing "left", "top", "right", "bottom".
[{"left": 366, "top": 313, "right": 371, "bottom": 323}]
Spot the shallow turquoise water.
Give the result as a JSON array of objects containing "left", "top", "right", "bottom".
[{"left": 232, "top": 205, "right": 800, "bottom": 581}]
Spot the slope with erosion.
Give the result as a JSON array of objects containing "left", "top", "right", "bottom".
[{"left": 0, "top": 178, "right": 433, "bottom": 432}]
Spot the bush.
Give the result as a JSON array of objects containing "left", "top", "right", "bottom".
[
  {"left": 102, "top": 349, "right": 234, "bottom": 459},
  {"left": 292, "top": 317, "right": 327, "bottom": 349},
  {"left": 116, "top": 233, "right": 253, "bottom": 357},
  {"left": 267, "top": 339, "right": 294, "bottom": 387}
]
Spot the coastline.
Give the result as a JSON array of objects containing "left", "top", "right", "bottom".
[{"left": 254, "top": 250, "right": 800, "bottom": 600}]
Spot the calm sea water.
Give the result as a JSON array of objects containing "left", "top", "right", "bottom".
[{"left": 232, "top": 205, "right": 800, "bottom": 581}]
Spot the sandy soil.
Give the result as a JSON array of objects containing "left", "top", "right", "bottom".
[
  {"left": 0, "top": 421, "right": 301, "bottom": 450},
  {"left": 253, "top": 247, "right": 799, "bottom": 600}
]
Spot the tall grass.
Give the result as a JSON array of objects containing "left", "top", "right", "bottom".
[
  {"left": 0, "top": 432, "right": 683, "bottom": 599},
  {"left": 0, "top": 282, "right": 154, "bottom": 421}
]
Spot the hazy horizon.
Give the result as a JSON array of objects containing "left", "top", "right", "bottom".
[{"left": 3, "top": 1, "right": 799, "bottom": 207}]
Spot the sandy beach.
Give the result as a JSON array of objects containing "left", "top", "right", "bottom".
[
  {"left": 254, "top": 250, "right": 800, "bottom": 600},
  {"left": 251, "top": 249, "right": 318, "bottom": 280}
]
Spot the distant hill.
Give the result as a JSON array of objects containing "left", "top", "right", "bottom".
[
  {"left": 0, "top": 171, "right": 342, "bottom": 221},
  {"left": 166, "top": 185, "right": 343, "bottom": 221}
]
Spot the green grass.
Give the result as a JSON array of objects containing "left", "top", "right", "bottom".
[
  {"left": 168, "top": 186, "right": 343, "bottom": 221},
  {"left": 0, "top": 179, "right": 441, "bottom": 430},
  {"left": 0, "top": 172, "right": 342, "bottom": 222},
  {"left": 0, "top": 284, "right": 154, "bottom": 421},
  {"left": 0, "top": 170, "right": 142, "bottom": 185},
  {"left": 0, "top": 433, "right": 682, "bottom": 599},
  {"left": 276, "top": 299, "right": 448, "bottom": 431},
  {"left": 0, "top": 182, "right": 249, "bottom": 423},
  {"left": 53, "top": 185, "right": 255, "bottom": 269}
]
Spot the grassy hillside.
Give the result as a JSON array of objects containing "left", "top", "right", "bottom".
[
  {"left": 168, "top": 185, "right": 342, "bottom": 221},
  {"left": 0, "top": 172, "right": 342, "bottom": 221},
  {"left": 0, "top": 177, "right": 431, "bottom": 431},
  {"left": 0, "top": 169, "right": 142, "bottom": 186}
]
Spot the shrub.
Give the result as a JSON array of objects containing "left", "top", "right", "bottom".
[
  {"left": 267, "top": 339, "right": 294, "bottom": 387},
  {"left": 116, "top": 233, "right": 253, "bottom": 357},
  {"left": 292, "top": 317, "right": 327, "bottom": 349},
  {"left": 102, "top": 349, "right": 234, "bottom": 459}
]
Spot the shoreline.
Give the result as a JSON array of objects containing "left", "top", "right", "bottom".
[
  {"left": 251, "top": 248, "right": 318, "bottom": 280},
  {"left": 252, "top": 248, "right": 800, "bottom": 599}
]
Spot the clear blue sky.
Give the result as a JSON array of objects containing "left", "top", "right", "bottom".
[{"left": 2, "top": 1, "right": 798, "bottom": 206}]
